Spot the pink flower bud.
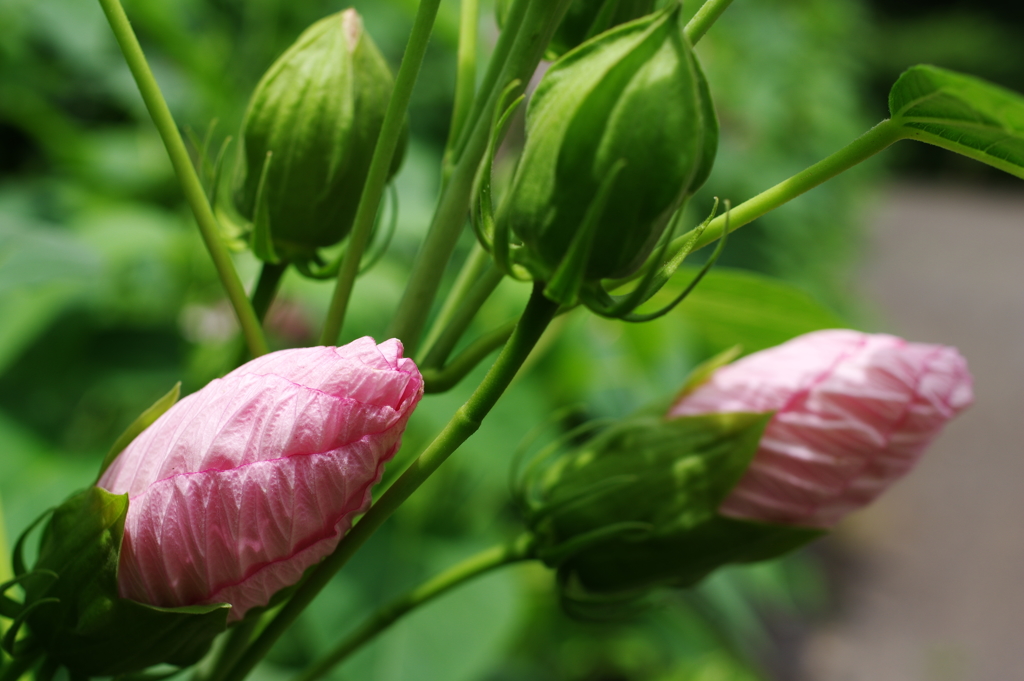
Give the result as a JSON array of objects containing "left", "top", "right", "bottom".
[
  {"left": 669, "top": 330, "right": 973, "bottom": 528},
  {"left": 98, "top": 338, "right": 423, "bottom": 621}
]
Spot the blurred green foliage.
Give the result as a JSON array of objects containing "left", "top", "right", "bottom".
[{"left": 0, "top": 0, "right": 908, "bottom": 678}]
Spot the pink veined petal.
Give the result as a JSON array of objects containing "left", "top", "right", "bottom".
[
  {"left": 669, "top": 330, "right": 973, "bottom": 528},
  {"left": 99, "top": 338, "right": 423, "bottom": 621}
]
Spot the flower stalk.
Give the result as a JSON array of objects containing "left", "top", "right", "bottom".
[
  {"left": 320, "top": 0, "right": 444, "bottom": 346},
  {"left": 674, "top": 119, "right": 903, "bottom": 255},
  {"left": 684, "top": 0, "right": 736, "bottom": 44},
  {"left": 295, "top": 535, "right": 535, "bottom": 681}
]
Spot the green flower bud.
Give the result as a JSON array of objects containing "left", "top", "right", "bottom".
[
  {"left": 233, "top": 10, "right": 403, "bottom": 258},
  {"left": 518, "top": 413, "right": 822, "bottom": 602},
  {"left": 503, "top": 4, "right": 717, "bottom": 285},
  {"left": 9, "top": 488, "right": 228, "bottom": 676}
]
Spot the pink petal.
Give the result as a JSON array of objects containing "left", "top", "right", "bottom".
[
  {"left": 669, "top": 330, "right": 973, "bottom": 528},
  {"left": 99, "top": 338, "right": 423, "bottom": 620}
]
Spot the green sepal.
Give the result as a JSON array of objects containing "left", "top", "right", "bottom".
[
  {"left": 97, "top": 382, "right": 181, "bottom": 480},
  {"left": 890, "top": 65, "right": 1024, "bottom": 180},
  {"left": 250, "top": 151, "right": 281, "bottom": 265},
  {"left": 529, "top": 412, "right": 771, "bottom": 538},
  {"left": 23, "top": 488, "right": 229, "bottom": 677},
  {"left": 563, "top": 514, "right": 824, "bottom": 595},
  {"left": 521, "top": 408, "right": 828, "bottom": 603}
]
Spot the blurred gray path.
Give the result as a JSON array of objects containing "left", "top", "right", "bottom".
[{"left": 802, "top": 183, "right": 1024, "bottom": 681}]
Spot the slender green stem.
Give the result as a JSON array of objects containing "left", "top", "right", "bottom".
[
  {"left": 450, "top": 0, "right": 531, "bottom": 165},
  {"left": 420, "top": 263, "right": 504, "bottom": 370},
  {"left": 319, "top": 0, "right": 444, "bottom": 346},
  {"left": 446, "top": 0, "right": 480, "bottom": 154},
  {"left": 677, "top": 119, "right": 903, "bottom": 254},
  {"left": 418, "top": 243, "right": 494, "bottom": 363},
  {"left": 294, "top": 535, "right": 535, "bottom": 681},
  {"left": 422, "top": 319, "right": 517, "bottom": 393},
  {"left": 223, "top": 285, "right": 558, "bottom": 681},
  {"left": 96, "top": 0, "right": 268, "bottom": 358},
  {"left": 250, "top": 262, "right": 288, "bottom": 324},
  {"left": 388, "top": 0, "right": 574, "bottom": 355},
  {"left": 684, "top": 0, "right": 735, "bottom": 44}
]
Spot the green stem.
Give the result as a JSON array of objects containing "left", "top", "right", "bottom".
[
  {"left": 250, "top": 262, "right": 288, "bottom": 324},
  {"left": 678, "top": 119, "right": 903, "bottom": 254},
  {"left": 450, "top": 0, "right": 531, "bottom": 165},
  {"left": 222, "top": 285, "right": 559, "bottom": 681},
  {"left": 417, "top": 242, "right": 494, "bottom": 363},
  {"left": 96, "top": 0, "right": 268, "bottom": 358},
  {"left": 387, "top": 0, "right": 574, "bottom": 355},
  {"left": 446, "top": 0, "right": 480, "bottom": 154},
  {"left": 420, "top": 263, "right": 504, "bottom": 370},
  {"left": 294, "top": 535, "right": 535, "bottom": 681},
  {"left": 684, "top": 0, "right": 735, "bottom": 44},
  {"left": 422, "top": 319, "right": 517, "bottom": 394},
  {"left": 200, "top": 615, "right": 262, "bottom": 681},
  {"left": 319, "top": 0, "right": 444, "bottom": 346}
]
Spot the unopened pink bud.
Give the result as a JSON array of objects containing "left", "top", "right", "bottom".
[
  {"left": 98, "top": 338, "right": 423, "bottom": 621},
  {"left": 669, "top": 330, "right": 973, "bottom": 528}
]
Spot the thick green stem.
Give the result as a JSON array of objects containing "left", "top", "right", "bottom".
[
  {"left": 294, "top": 535, "right": 535, "bottom": 681},
  {"left": 223, "top": 285, "right": 558, "bottom": 681},
  {"left": 420, "top": 264, "right": 504, "bottom": 370},
  {"left": 418, "top": 243, "right": 494, "bottom": 363},
  {"left": 684, "top": 0, "right": 735, "bottom": 44},
  {"left": 250, "top": 262, "right": 288, "bottom": 324},
  {"left": 388, "top": 0, "right": 573, "bottom": 355},
  {"left": 677, "top": 119, "right": 903, "bottom": 254},
  {"left": 319, "top": 0, "right": 444, "bottom": 346},
  {"left": 96, "top": 0, "right": 268, "bottom": 358},
  {"left": 446, "top": 0, "right": 480, "bottom": 153}
]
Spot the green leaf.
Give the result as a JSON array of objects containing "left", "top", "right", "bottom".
[
  {"left": 97, "top": 382, "right": 181, "bottom": 479},
  {"left": 670, "top": 266, "right": 847, "bottom": 356},
  {"left": 890, "top": 64, "right": 1024, "bottom": 180}
]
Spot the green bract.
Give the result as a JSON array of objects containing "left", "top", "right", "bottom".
[
  {"left": 233, "top": 9, "right": 402, "bottom": 260},
  {"left": 504, "top": 3, "right": 717, "bottom": 287},
  {"left": 4, "top": 488, "right": 229, "bottom": 677},
  {"left": 516, "top": 413, "right": 822, "bottom": 612}
]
